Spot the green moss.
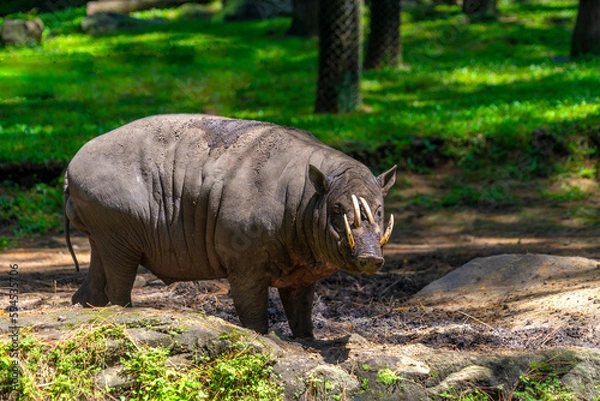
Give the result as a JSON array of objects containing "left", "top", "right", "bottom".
[{"left": 0, "top": 322, "right": 283, "bottom": 400}]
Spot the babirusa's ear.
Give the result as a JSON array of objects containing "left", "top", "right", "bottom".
[
  {"left": 308, "top": 164, "right": 330, "bottom": 194},
  {"left": 377, "top": 165, "right": 397, "bottom": 196}
]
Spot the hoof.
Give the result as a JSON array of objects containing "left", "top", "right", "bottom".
[{"left": 72, "top": 286, "right": 108, "bottom": 307}]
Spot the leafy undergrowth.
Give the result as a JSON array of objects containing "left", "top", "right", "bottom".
[
  {"left": 0, "top": 182, "right": 63, "bottom": 249},
  {"left": 0, "top": 322, "right": 282, "bottom": 400}
]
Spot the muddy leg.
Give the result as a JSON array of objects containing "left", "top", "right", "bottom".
[
  {"left": 72, "top": 240, "right": 109, "bottom": 307},
  {"left": 279, "top": 283, "right": 316, "bottom": 339},
  {"left": 229, "top": 278, "right": 269, "bottom": 334}
]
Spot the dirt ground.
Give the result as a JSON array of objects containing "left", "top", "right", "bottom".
[{"left": 2, "top": 174, "right": 600, "bottom": 351}]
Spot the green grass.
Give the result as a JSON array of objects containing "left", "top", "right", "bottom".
[
  {"left": 1, "top": 0, "right": 598, "bottom": 165},
  {"left": 1, "top": 0, "right": 599, "bottom": 240}
]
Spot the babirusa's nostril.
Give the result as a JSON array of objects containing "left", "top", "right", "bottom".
[{"left": 358, "top": 255, "right": 384, "bottom": 271}]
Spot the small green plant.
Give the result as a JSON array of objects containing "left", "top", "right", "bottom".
[
  {"left": 509, "top": 360, "right": 576, "bottom": 401},
  {"left": 120, "top": 346, "right": 207, "bottom": 401},
  {"left": 0, "top": 235, "right": 16, "bottom": 250},
  {"left": 0, "top": 339, "right": 14, "bottom": 394},
  {"left": 376, "top": 367, "right": 402, "bottom": 387},
  {"left": 202, "top": 342, "right": 281, "bottom": 401},
  {"left": 513, "top": 371, "right": 576, "bottom": 401}
]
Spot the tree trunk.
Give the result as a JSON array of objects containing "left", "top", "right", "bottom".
[
  {"left": 364, "top": 0, "right": 401, "bottom": 70},
  {"left": 287, "top": 0, "right": 319, "bottom": 37},
  {"left": 315, "top": 0, "right": 362, "bottom": 113},
  {"left": 462, "top": 0, "right": 497, "bottom": 21},
  {"left": 571, "top": 0, "right": 600, "bottom": 58}
]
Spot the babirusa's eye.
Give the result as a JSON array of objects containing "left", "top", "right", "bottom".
[{"left": 332, "top": 203, "right": 343, "bottom": 215}]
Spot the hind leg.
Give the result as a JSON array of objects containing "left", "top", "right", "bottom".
[
  {"left": 72, "top": 238, "right": 140, "bottom": 307},
  {"left": 72, "top": 240, "right": 109, "bottom": 307}
]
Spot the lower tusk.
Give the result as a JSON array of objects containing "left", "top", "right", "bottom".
[
  {"left": 351, "top": 194, "right": 361, "bottom": 227},
  {"left": 380, "top": 214, "right": 394, "bottom": 248},
  {"left": 343, "top": 214, "right": 355, "bottom": 251},
  {"left": 359, "top": 196, "right": 375, "bottom": 224}
]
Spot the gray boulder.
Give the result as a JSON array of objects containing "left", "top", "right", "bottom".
[
  {"left": 0, "top": 18, "right": 44, "bottom": 47},
  {"left": 223, "top": 0, "right": 291, "bottom": 21},
  {"left": 414, "top": 253, "right": 600, "bottom": 346},
  {"left": 81, "top": 12, "right": 166, "bottom": 35}
]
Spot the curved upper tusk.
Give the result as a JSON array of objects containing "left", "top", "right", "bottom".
[
  {"left": 343, "top": 214, "right": 355, "bottom": 251},
  {"left": 380, "top": 214, "right": 394, "bottom": 248},
  {"left": 359, "top": 196, "right": 375, "bottom": 224},
  {"left": 351, "top": 194, "right": 361, "bottom": 227}
]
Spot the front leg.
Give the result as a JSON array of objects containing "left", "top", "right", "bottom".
[
  {"left": 229, "top": 277, "right": 270, "bottom": 334},
  {"left": 278, "top": 283, "right": 316, "bottom": 339}
]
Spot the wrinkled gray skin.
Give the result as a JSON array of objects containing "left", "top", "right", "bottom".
[{"left": 65, "top": 114, "right": 396, "bottom": 338}]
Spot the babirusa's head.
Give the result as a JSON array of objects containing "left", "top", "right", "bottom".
[{"left": 308, "top": 163, "right": 397, "bottom": 275}]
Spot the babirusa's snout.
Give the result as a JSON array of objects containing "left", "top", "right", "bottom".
[{"left": 357, "top": 254, "right": 384, "bottom": 273}]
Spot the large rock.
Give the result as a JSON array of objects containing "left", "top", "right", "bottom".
[
  {"left": 80, "top": 12, "right": 166, "bottom": 35},
  {"left": 415, "top": 254, "right": 600, "bottom": 332},
  {"left": 223, "top": 0, "right": 291, "bottom": 21},
  {"left": 86, "top": 0, "right": 195, "bottom": 16},
  {"left": 417, "top": 253, "right": 599, "bottom": 300},
  {"left": 428, "top": 365, "right": 494, "bottom": 396},
  {"left": 0, "top": 18, "right": 43, "bottom": 47}
]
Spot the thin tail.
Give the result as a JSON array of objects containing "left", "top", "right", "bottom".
[
  {"left": 65, "top": 214, "right": 80, "bottom": 272},
  {"left": 64, "top": 175, "right": 80, "bottom": 272}
]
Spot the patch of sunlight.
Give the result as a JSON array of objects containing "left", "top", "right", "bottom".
[
  {"left": 0, "top": 124, "right": 54, "bottom": 136},
  {"left": 362, "top": 80, "right": 385, "bottom": 92},
  {"left": 0, "top": 67, "right": 23, "bottom": 77},
  {"left": 172, "top": 34, "right": 229, "bottom": 48},
  {"left": 0, "top": 97, "right": 27, "bottom": 105},
  {"left": 255, "top": 46, "right": 287, "bottom": 60},
  {"left": 445, "top": 64, "right": 559, "bottom": 88},
  {"left": 543, "top": 103, "right": 600, "bottom": 122}
]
